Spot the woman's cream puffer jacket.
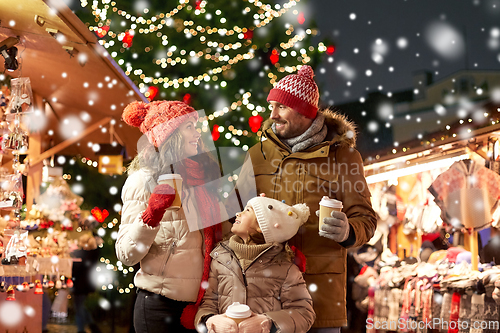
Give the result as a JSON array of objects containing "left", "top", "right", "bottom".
[{"left": 116, "top": 168, "right": 204, "bottom": 302}]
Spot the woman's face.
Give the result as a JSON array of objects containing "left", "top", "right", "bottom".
[
  {"left": 178, "top": 117, "right": 201, "bottom": 158},
  {"left": 231, "top": 205, "right": 261, "bottom": 241}
]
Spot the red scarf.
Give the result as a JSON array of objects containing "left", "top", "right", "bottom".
[{"left": 180, "top": 158, "right": 222, "bottom": 329}]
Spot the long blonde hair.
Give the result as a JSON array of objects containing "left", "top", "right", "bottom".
[{"left": 127, "top": 128, "right": 221, "bottom": 192}]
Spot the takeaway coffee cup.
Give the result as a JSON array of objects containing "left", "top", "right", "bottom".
[
  {"left": 225, "top": 302, "right": 252, "bottom": 325},
  {"left": 319, "top": 196, "right": 343, "bottom": 232},
  {"left": 157, "top": 174, "right": 183, "bottom": 209}
]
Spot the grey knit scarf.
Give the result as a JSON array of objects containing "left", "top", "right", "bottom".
[{"left": 272, "top": 113, "right": 327, "bottom": 153}]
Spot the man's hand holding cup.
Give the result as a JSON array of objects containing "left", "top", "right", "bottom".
[{"left": 317, "top": 196, "right": 349, "bottom": 243}]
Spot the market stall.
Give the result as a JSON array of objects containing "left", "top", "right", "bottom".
[
  {"left": 0, "top": 0, "right": 145, "bottom": 331},
  {"left": 358, "top": 117, "right": 500, "bottom": 333}
]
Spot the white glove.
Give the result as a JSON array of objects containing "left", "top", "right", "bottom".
[
  {"left": 238, "top": 313, "right": 271, "bottom": 333},
  {"left": 317, "top": 210, "right": 350, "bottom": 243},
  {"left": 206, "top": 314, "right": 238, "bottom": 333}
]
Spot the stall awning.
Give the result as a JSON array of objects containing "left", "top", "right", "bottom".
[{"left": 0, "top": 0, "right": 146, "bottom": 160}]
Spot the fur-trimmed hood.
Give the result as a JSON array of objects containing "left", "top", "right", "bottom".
[{"left": 261, "top": 107, "right": 357, "bottom": 148}]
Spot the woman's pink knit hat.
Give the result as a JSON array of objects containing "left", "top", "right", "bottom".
[
  {"left": 122, "top": 100, "right": 198, "bottom": 147},
  {"left": 267, "top": 65, "right": 319, "bottom": 119}
]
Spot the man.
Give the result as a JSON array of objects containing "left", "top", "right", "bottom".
[{"left": 238, "top": 65, "right": 377, "bottom": 332}]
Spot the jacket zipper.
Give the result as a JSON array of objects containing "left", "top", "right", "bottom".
[{"left": 159, "top": 241, "right": 176, "bottom": 275}]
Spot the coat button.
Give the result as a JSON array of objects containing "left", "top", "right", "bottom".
[
  {"left": 226, "top": 261, "right": 231, "bottom": 265},
  {"left": 214, "top": 252, "right": 218, "bottom": 256},
  {"left": 259, "top": 260, "right": 263, "bottom": 263}
]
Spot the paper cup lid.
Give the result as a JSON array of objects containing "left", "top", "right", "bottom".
[
  {"left": 225, "top": 302, "right": 251, "bottom": 319},
  {"left": 158, "top": 174, "right": 182, "bottom": 182},
  {"left": 319, "top": 196, "right": 343, "bottom": 209}
]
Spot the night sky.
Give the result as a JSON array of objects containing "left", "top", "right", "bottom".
[{"left": 308, "top": 0, "right": 500, "bottom": 106}]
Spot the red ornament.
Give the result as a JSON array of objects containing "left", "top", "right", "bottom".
[
  {"left": 96, "top": 25, "right": 110, "bottom": 38},
  {"left": 122, "top": 30, "right": 134, "bottom": 48},
  {"left": 147, "top": 86, "right": 159, "bottom": 101},
  {"left": 297, "top": 12, "right": 305, "bottom": 25},
  {"left": 183, "top": 93, "right": 192, "bottom": 105},
  {"left": 270, "top": 49, "right": 279, "bottom": 65},
  {"left": 243, "top": 30, "right": 253, "bottom": 40},
  {"left": 91, "top": 207, "right": 109, "bottom": 223},
  {"left": 248, "top": 115, "right": 263, "bottom": 133},
  {"left": 195, "top": 0, "right": 202, "bottom": 10},
  {"left": 326, "top": 45, "right": 335, "bottom": 55},
  {"left": 212, "top": 124, "right": 220, "bottom": 141}
]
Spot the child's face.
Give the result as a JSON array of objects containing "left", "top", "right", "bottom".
[{"left": 231, "top": 205, "right": 260, "bottom": 240}]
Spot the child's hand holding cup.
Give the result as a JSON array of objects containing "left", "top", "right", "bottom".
[
  {"left": 318, "top": 196, "right": 343, "bottom": 231},
  {"left": 225, "top": 302, "right": 252, "bottom": 325}
]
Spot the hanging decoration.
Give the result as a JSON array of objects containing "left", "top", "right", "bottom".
[
  {"left": 183, "top": 93, "right": 192, "bottom": 105},
  {"left": 95, "top": 25, "right": 110, "bottom": 38},
  {"left": 122, "top": 30, "right": 134, "bottom": 48},
  {"left": 297, "top": 12, "right": 305, "bottom": 25},
  {"left": 211, "top": 124, "right": 220, "bottom": 141},
  {"left": 147, "top": 86, "right": 159, "bottom": 101},
  {"left": 326, "top": 45, "right": 335, "bottom": 55},
  {"left": 248, "top": 114, "right": 263, "bottom": 133},
  {"left": 91, "top": 207, "right": 109, "bottom": 223},
  {"left": 270, "top": 49, "right": 280, "bottom": 65}
]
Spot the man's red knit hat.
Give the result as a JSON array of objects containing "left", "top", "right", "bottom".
[
  {"left": 267, "top": 65, "right": 319, "bottom": 119},
  {"left": 122, "top": 100, "right": 198, "bottom": 147}
]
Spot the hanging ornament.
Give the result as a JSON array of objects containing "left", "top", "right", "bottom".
[
  {"left": 212, "top": 124, "right": 220, "bottom": 141},
  {"left": 183, "top": 93, "right": 192, "bottom": 105},
  {"left": 91, "top": 207, "right": 109, "bottom": 223},
  {"left": 6, "top": 285, "right": 15, "bottom": 300},
  {"left": 147, "top": 86, "right": 159, "bottom": 101},
  {"left": 17, "top": 282, "right": 29, "bottom": 292},
  {"left": 55, "top": 280, "right": 62, "bottom": 289},
  {"left": 122, "top": 30, "right": 134, "bottom": 48},
  {"left": 0, "top": 281, "right": 6, "bottom": 292},
  {"left": 326, "top": 45, "right": 336, "bottom": 55},
  {"left": 297, "top": 12, "right": 305, "bottom": 25},
  {"left": 61, "top": 276, "right": 67, "bottom": 289},
  {"left": 2, "top": 126, "right": 29, "bottom": 153},
  {"left": 270, "top": 50, "right": 279, "bottom": 65},
  {"left": 48, "top": 280, "right": 55, "bottom": 288},
  {"left": 243, "top": 29, "right": 253, "bottom": 40},
  {"left": 66, "top": 278, "right": 74, "bottom": 289},
  {"left": 96, "top": 25, "right": 110, "bottom": 38},
  {"left": 248, "top": 114, "right": 263, "bottom": 133},
  {"left": 35, "top": 281, "right": 44, "bottom": 295},
  {"left": 6, "top": 77, "right": 33, "bottom": 114},
  {"left": 42, "top": 276, "right": 49, "bottom": 288}
]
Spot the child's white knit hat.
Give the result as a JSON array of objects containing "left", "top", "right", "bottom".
[{"left": 247, "top": 196, "right": 310, "bottom": 243}]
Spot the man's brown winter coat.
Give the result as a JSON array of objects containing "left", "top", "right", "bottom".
[
  {"left": 238, "top": 109, "right": 377, "bottom": 327},
  {"left": 195, "top": 241, "right": 315, "bottom": 333}
]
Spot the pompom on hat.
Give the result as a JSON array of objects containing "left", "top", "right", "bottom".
[
  {"left": 267, "top": 65, "right": 319, "bottom": 119},
  {"left": 122, "top": 100, "right": 198, "bottom": 147},
  {"left": 247, "top": 197, "right": 310, "bottom": 244}
]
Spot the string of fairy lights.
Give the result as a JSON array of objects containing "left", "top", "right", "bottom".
[{"left": 80, "top": 0, "right": 329, "bottom": 147}]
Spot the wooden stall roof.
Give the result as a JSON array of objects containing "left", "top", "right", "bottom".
[{"left": 0, "top": 0, "right": 146, "bottom": 161}]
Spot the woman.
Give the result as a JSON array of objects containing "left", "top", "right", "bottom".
[{"left": 116, "top": 100, "right": 224, "bottom": 333}]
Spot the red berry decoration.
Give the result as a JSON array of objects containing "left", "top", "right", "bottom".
[
  {"left": 326, "top": 45, "right": 335, "bottom": 55},
  {"left": 147, "top": 86, "right": 159, "bottom": 101}
]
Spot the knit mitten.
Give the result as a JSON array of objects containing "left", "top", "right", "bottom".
[
  {"left": 206, "top": 314, "right": 238, "bottom": 333},
  {"left": 238, "top": 314, "right": 272, "bottom": 333},
  {"left": 141, "top": 184, "right": 176, "bottom": 227}
]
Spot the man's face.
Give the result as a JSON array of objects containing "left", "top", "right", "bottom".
[{"left": 269, "top": 101, "right": 313, "bottom": 139}]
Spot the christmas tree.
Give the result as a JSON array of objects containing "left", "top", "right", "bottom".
[{"left": 74, "top": 0, "right": 326, "bottom": 150}]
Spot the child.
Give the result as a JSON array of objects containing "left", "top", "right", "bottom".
[{"left": 195, "top": 195, "right": 315, "bottom": 333}]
